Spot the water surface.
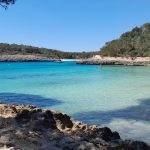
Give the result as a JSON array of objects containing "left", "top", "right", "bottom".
[{"left": 0, "top": 62, "right": 150, "bottom": 143}]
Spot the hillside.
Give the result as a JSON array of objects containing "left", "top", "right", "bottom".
[
  {"left": 100, "top": 23, "right": 150, "bottom": 57},
  {"left": 0, "top": 43, "right": 97, "bottom": 60}
]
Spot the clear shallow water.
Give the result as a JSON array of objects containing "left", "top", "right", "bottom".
[{"left": 0, "top": 62, "right": 150, "bottom": 143}]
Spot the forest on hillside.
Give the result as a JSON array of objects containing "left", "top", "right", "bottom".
[
  {"left": 100, "top": 23, "right": 150, "bottom": 57},
  {"left": 0, "top": 43, "right": 98, "bottom": 59}
]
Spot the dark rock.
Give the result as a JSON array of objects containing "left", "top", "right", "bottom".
[
  {"left": 0, "top": 103, "right": 149, "bottom": 150},
  {"left": 54, "top": 113, "right": 73, "bottom": 130},
  {"left": 15, "top": 109, "right": 30, "bottom": 123}
]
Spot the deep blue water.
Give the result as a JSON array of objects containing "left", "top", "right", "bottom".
[{"left": 0, "top": 61, "right": 150, "bottom": 143}]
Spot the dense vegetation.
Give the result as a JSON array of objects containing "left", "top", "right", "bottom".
[
  {"left": 0, "top": 0, "right": 15, "bottom": 9},
  {"left": 100, "top": 23, "right": 150, "bottom": 57},
  {"left": 0, "top": 43, "right": 98, "bottom": 59}
]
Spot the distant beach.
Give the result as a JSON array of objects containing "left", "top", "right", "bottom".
[{"left": 61, "top": 59, "right": 81, "bottom": 62}]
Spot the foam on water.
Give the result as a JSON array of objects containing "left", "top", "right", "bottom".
[{"left": 0, "top": 61, "right": 150, "bottom": 143}]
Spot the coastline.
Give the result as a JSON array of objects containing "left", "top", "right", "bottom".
[
  {"left": 0, "top": 103, "right": 149, "bottom": 150},
  {"left": 1, "top": 54, "right": 149, "bottom": 66},
  {"left": 0, "top": 54, "right": 61, "bottom": 62},
  {"left": 77, "top": 56, "right": 150, "bottom": 66},
  {"left": 61, "top": 59, "right": 81, "bottom": 62},
  {"left": 0, "top": 55, "right": 81, "bottom": 62}
]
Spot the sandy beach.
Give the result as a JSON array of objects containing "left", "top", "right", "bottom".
[{"left": 61, "top": 59, "right": 81, "bottom": 62}]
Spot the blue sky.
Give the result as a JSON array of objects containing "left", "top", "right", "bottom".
[{"left": 0, "top": 0, "right": 150, "bottom": 52}]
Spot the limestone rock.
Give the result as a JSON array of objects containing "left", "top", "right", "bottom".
[{"left": 0, "top": 103, "right": 149, "bottom": 150}]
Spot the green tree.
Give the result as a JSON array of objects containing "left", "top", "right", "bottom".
[
  {"left": 100, "top": 23, "right": 150, "bottom": 57},
  {"left": 0, "top": 0, "right": 16, "bottom": 9}
]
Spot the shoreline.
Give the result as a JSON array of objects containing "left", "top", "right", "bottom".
[
  {"left": 0, "top": 54, "right": 150, "bottom": 66},
  {"left": 0, "top": 55, "right": 81, "bottom": 62},
  {"left": 61, "top": 59, "right": 81, "bottom": 62},
  {"left": 0, "top": 103, "right": 149, "bottom": 149},
  {"left": 0, "top": 55, "right": 150, "bottom": 66},
  {"left": 0, "top": 54, "right": 61, "bottom": 62},
  {"left": 77, "top": 56, "right": 150, "bottom": 66}
]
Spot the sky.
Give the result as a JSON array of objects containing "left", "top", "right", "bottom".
[{"left": 0, "top": 0, "right": 150, "bottom": 52}]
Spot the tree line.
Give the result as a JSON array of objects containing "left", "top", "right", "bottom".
[
  {"left": 100, "top": 23, "right": 150, "bottom": 57},
  {"left": 0, "top": 43, "right": 98, "bottom": 59},
  {"left": 0, "top": 0, "right": 16, "bottom": 9}
]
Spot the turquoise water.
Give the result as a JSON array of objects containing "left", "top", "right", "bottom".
[{"left": 0, "top": 62, "right": 150, "bottom": 143}]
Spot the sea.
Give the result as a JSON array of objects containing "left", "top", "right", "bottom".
[{"left": 0, "top": 61, "right": 150, "bottom": 143}]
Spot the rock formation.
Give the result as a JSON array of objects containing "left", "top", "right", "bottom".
[
  {"left": 0, "top": 55, "right": 62, "bottom": 62},
  {"left": 77, "top": 56, "right": 150, "bottom": 66},
  {"left": 0, "top": 103, "right": 149, "bottom": 150}
]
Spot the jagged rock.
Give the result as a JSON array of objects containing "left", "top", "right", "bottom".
[
  {"left": 54, "top": 112, "right": 73, "bottom": 130},
  {"left": 0, "top": 103, "right": 149, "bottom": 150}
]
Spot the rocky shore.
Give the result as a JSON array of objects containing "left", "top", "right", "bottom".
[
  {"left": 0, "top": 103, "right": 149, "bottom": 150},
  {"left": 0, "top": 55, "right": 62, "bottom": 62},
  {"left": 77, "top": 56, "right": 150, "bottom": 66}
]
